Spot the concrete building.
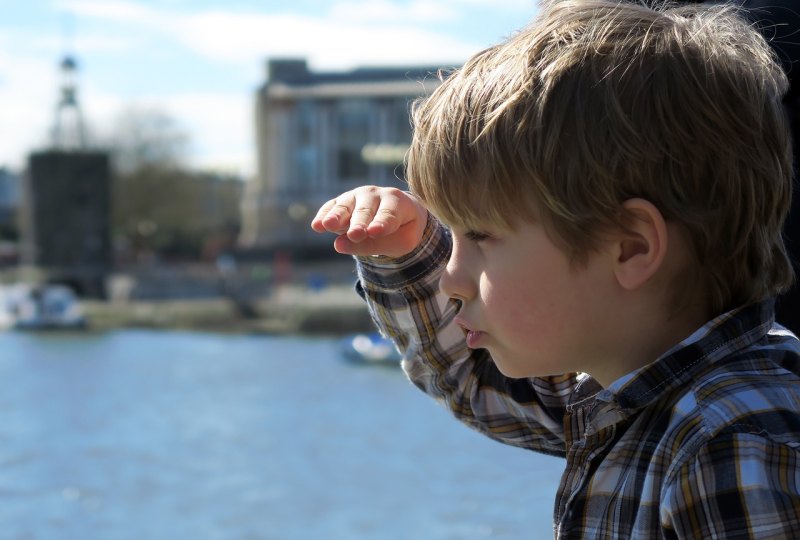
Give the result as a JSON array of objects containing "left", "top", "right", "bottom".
[{"left": 240, "top": 58, "right": 448, "bottom": 255}]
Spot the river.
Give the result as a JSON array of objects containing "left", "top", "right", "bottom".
[{"left": 0, "top": 330, "right": 562, "bottom": 539}]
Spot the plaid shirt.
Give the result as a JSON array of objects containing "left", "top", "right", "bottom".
[{"left": 355, "top": 216, "right": 800, "bottom": 539}]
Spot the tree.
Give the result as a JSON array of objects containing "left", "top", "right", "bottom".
[
  {"left": 107, "top": 105, "right": 189, "bottom": 174},
  {"left": 105, "top": 106, "right": 242, "bottom": 261}
]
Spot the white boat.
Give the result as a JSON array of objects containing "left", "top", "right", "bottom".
[
  {"left": 340, "top": 332, "right": 402, "bottom": 366},
  {"left": 0, "top": 284, "right": 87, "bottom": 330}
]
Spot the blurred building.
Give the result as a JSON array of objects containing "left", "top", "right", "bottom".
[
  {"left": 22, "top": 151, "right": 112, "bottom": 297},
  {"left": 0, "top": 167, "right": 21, "bottom": 266},
  {"left": 240, "top": 58, "right": 448, "bottom": 255},
  {"left": 0, "top": 167, "right": 21, "bottom": 235}
]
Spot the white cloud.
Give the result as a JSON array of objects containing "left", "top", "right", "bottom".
[
  {"left": 161, "top": 92, "right": 255, "bottom": 176},
  {"left": 74, "top": 34, "right": 140, "bottom": 53},
  {"left": 328, "top": 0, "right": 458, "bottom": 23},
  {"left": 175, "top": 11, "right": 473, "bottom": 71},
  {"left": 54, "top": 1, "right": 479, "bottom": 69},
  {"left": 0, "top": 41, "right": 59, "bottom": 168},
  {"left": 442, "top": 0, "right": 534, "bottom": 8},
  {"left": 31, "top": 33, "right": 140, "bottom": 57},
  {"left": 52, "top": 0, "right": 163, "bottom": 27}
]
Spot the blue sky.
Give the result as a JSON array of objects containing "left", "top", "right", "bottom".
[{"left": 1, "top": 0, "right": 539, "bottom": 177}]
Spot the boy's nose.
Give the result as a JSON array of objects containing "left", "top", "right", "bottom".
[{"left": 440, "top": 248, "right": 476, "bottom": 303}]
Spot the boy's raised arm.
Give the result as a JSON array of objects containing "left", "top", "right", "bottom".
[{"left": 312, "top": 186, "right": 585, "bottom": 456}]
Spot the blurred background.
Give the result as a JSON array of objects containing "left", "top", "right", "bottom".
[{"left": 0, "top": 1, "right": 563, "bottom": 538}]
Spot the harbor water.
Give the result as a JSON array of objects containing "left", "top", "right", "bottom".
[{"left": 0, "top": 330, "right": 562, "bottom": 539}]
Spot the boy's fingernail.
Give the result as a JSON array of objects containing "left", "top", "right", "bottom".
[
  {"left": 347, "top": 226, "right": 366, "bottom": 240},
  {"left": 367, "top": 222, "right": 385, "bottom": 236}
]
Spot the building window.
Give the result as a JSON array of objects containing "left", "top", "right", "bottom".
[
  {"left": 296, "top": 100, "right": 314, "bottom": 146},
  {"left": 335, "top": 99, "right": 371, "bottom": 182},
  {"left": 294, "top": 100, "right": 317, "bottom": 188},
  {"left": 389, "top": 99, "right": 413, "bottom": 144},
  {"left": 295, "top": 148, "right": 316, "bottom": 188}
]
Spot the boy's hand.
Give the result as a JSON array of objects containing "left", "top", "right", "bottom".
[{"left": 310, "top": 186, "right": 429, "bottom": 258}]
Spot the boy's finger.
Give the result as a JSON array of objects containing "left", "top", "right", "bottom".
[
  {"left": 346, "top": 191, "right": 380, "bottom": 242},
  {"left": 310, "top": 199, "right": 338, "bottom": 232},
  {"left": 314, "top": 193, "right": 356, "bottom": 233},
  {"left": 365, "top": 196, "right": 402, "bottom": 237}
]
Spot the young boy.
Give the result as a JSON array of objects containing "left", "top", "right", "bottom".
[{"left": 311, "top": 1, "right": 800, "bottom": 537}]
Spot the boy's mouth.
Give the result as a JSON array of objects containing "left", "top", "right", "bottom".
[
  {"left": 465, "top": 330, "right": 485, "bottom": 349},
  {"left": 456, "top": 319, "right": 485, "bottom": 349}
]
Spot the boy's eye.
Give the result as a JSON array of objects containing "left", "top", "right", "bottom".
[{"left": 465, "top": 230, "right": 491, "bottom": 242}]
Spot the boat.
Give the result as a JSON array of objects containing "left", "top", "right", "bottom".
[
  {"left": 340, "top": 332, "right": 403, "bottom": 366},
  {"left": 0, "top": 283, "right": 87, "bottom": 330}
]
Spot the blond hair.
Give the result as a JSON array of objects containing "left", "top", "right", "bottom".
[{"left": 407, "top": 0, "right": 793, "bottom": 316}]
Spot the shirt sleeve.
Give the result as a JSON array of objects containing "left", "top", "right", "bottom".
[
  {"left": 355, "top": 213, "right": 578, "bottom": 457},
  {"left": 661, "top": 431, "right": 800, "bottom": 539}
]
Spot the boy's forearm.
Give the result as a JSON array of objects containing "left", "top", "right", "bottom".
[
  {"left": 355, "top": 216, "right": 570, "bottom": 455},
  {"left": 355, "top": 213, "right": 462, "bottom": 395}
]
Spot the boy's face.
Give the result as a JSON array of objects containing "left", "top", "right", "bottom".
[{"left": 441, "top": 219, "right": 618, "bottom": 379}]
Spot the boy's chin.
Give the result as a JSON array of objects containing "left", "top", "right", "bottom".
[
  {"left": 491, "top": 353, "right": 535, "bottom": 379},
  {"left": 491, "top": 349, "right": 559, "bottom": 379}
]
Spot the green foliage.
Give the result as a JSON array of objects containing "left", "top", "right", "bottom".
[{"left": 107, "top": 107, "right": 243, "bottom": 260}]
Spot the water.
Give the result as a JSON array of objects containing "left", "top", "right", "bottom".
[{"left": 0, "top": 330, "right": 563, "bottom": 540}]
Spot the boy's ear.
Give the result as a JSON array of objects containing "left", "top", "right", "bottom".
[{"left": 612, "top": 198, "right": 668, "bottom": 291}]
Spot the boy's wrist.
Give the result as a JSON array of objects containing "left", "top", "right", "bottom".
[
  {"left": 355, "top": 213, "right": 451, "bottom": 289},
  {"left": 355, "top": 211, "right": 439, "bottom": 266}
]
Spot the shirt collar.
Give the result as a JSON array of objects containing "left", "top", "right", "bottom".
[{"left": 597, "top": 300, "right": 776, "bottom": 411}]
